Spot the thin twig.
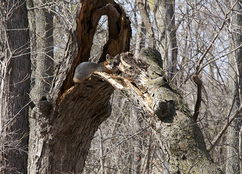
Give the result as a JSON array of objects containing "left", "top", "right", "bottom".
[
  {"left": 198, "top": 43, "right": 242, "bottom": 73},
  {"left": 207, "top": 104, "right": 242, "bottom": 152},
  {"left": 191, "top": 0, "right": 239, "bottom": 122},
  {"left": 195, "top": 0, "right": 239, "bottom": 74}
]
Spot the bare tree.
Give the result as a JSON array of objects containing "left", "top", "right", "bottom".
[
  {"left": 226, "top": 0, "right": 242, "bottom": 173},
  {"left": 0, "top": 0, "right": 30, "bottom": 173},
  {"left": 152, "top": 0, "right": 177, "bottom": 79},
  {"left": 27, "top": 0, "right": 54, "bottom": 99}
]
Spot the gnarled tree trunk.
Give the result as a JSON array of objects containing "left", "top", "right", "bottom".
[
  {"left": 27, "top": 0, "right": 131, "bottom": 173},
  {"left": 99, "top": 48, "right": 223, "bottom": 173}
]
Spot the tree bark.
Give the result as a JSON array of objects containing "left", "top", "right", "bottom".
[
  {"left": 0, "top": 1, "right": 30, "bottom": 173},
  {"left": 154, "top": 0, "right": 177, "bottom": 80},
  {"left": 107, "top": 48, "right": 223, "bottom": 173},
  {"left": 27, "top": 0, "right": 54, "bottom": 100},
  {"left": 27, "top": 0, "right": 54, "bottom": 173},
  {"left": 137, "top": 0, "right": 155, "bottom": 48},
  {"left": 131, "top": 100, "right": 142, "bottom": 174},
  {"left": 226, "top": 0, "right": 242, "bottom": 173},
  {"left": 61, "top": 0, "right": 131, "bottom": 92},
  {"left": 27, "top": 0, "right": 131, "bottom": 173}
]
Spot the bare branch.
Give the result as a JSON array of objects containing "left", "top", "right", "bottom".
[
  {"left": 195, "top": 0, "right": 239, "bottom": 74},
  {"left": 208, "top": 104, "right": 242, "bottom": 152},
  {"left": 192, "top": 75, "right": 202, "bottom": 122}
]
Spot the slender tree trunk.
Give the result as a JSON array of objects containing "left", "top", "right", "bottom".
[
  {"left": 154, "top": 0, "right": 177, "bottom": 80},
  {"left": 0, "top": 1, "right": 30, "bottom": 173},
  {"left": 226, "top": 1, "right": 242, "bottom": 173},
  {"left": 240, "top": 126, "right": 242, "bottom": 171},
  {"left": 137, "top": 0, "right": 154, "bottom": 48},
  {"left": 145, "top": 133, "right": 152, "bottom": 174},
  {"left": 134, "top": 2, "right": 141, "bottom": 57},
  {"left": 98, "top": 128, "right": 105, "bottom": 174},
  {"left": 27, "top": 0, "right": 54, "bottom": 100},
  {"left": 26, "top": 0, "right": 54, "bottom": 173}
]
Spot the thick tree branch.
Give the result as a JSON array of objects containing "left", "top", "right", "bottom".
[
  {"left": 60, "top": 1, "right": 131, "bottom": 92},
  {"left": 92, "top": 3, "right": 120, "bottom": 40}
]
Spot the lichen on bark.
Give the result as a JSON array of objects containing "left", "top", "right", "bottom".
[{"left": 136, "top": 48, "right": 223, "bottom": 173}]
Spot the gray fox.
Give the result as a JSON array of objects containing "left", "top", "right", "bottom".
[{"left": 73, "top": 54, "right": 120, "bottom": 83}]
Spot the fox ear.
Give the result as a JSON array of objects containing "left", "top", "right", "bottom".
[{"left": 106, "top": 54, "right": 111, "bottom": 60}]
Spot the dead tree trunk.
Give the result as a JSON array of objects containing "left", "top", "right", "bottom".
[
  {"left": 98, "top": 48, "right": 223, "bottom": 173},
  {"left": 27, "top": 0, "right": 131, "bottom": 173}
]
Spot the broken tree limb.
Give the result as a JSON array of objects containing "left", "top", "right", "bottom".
[
  {"left": 93, "top": 48, "right": 223, "bottom": 173},
  {"left": 192, "top": 74, "right": 203, "bottom": 122}
]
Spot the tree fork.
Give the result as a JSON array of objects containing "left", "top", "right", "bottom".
[
  {"left": 28, "top": 0, "right": 131, "bottom": 173},
  {"left": 61, "top": 0, "right": 131, "bottom": 92}
]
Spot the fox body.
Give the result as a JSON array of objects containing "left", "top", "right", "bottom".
[{"left": 73, "top": 54, "right": 120, "bottom": 83}]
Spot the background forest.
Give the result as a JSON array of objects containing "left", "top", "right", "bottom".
[{"left": 0, "top": 0, "right": 242, "bottom": 173}]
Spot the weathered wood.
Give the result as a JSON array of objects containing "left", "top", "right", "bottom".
[
  {"left": 28, "top": 0, "right": 131, "bottom": 173},
  {"left": 96, "top": 48, "right": 223, "bottom": 173},
  {"left": 61, "top": 0, "right": 131, "bottom": 92},
  {"left": 52, "top": 77, "right": 114, "bottom": 172}
]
